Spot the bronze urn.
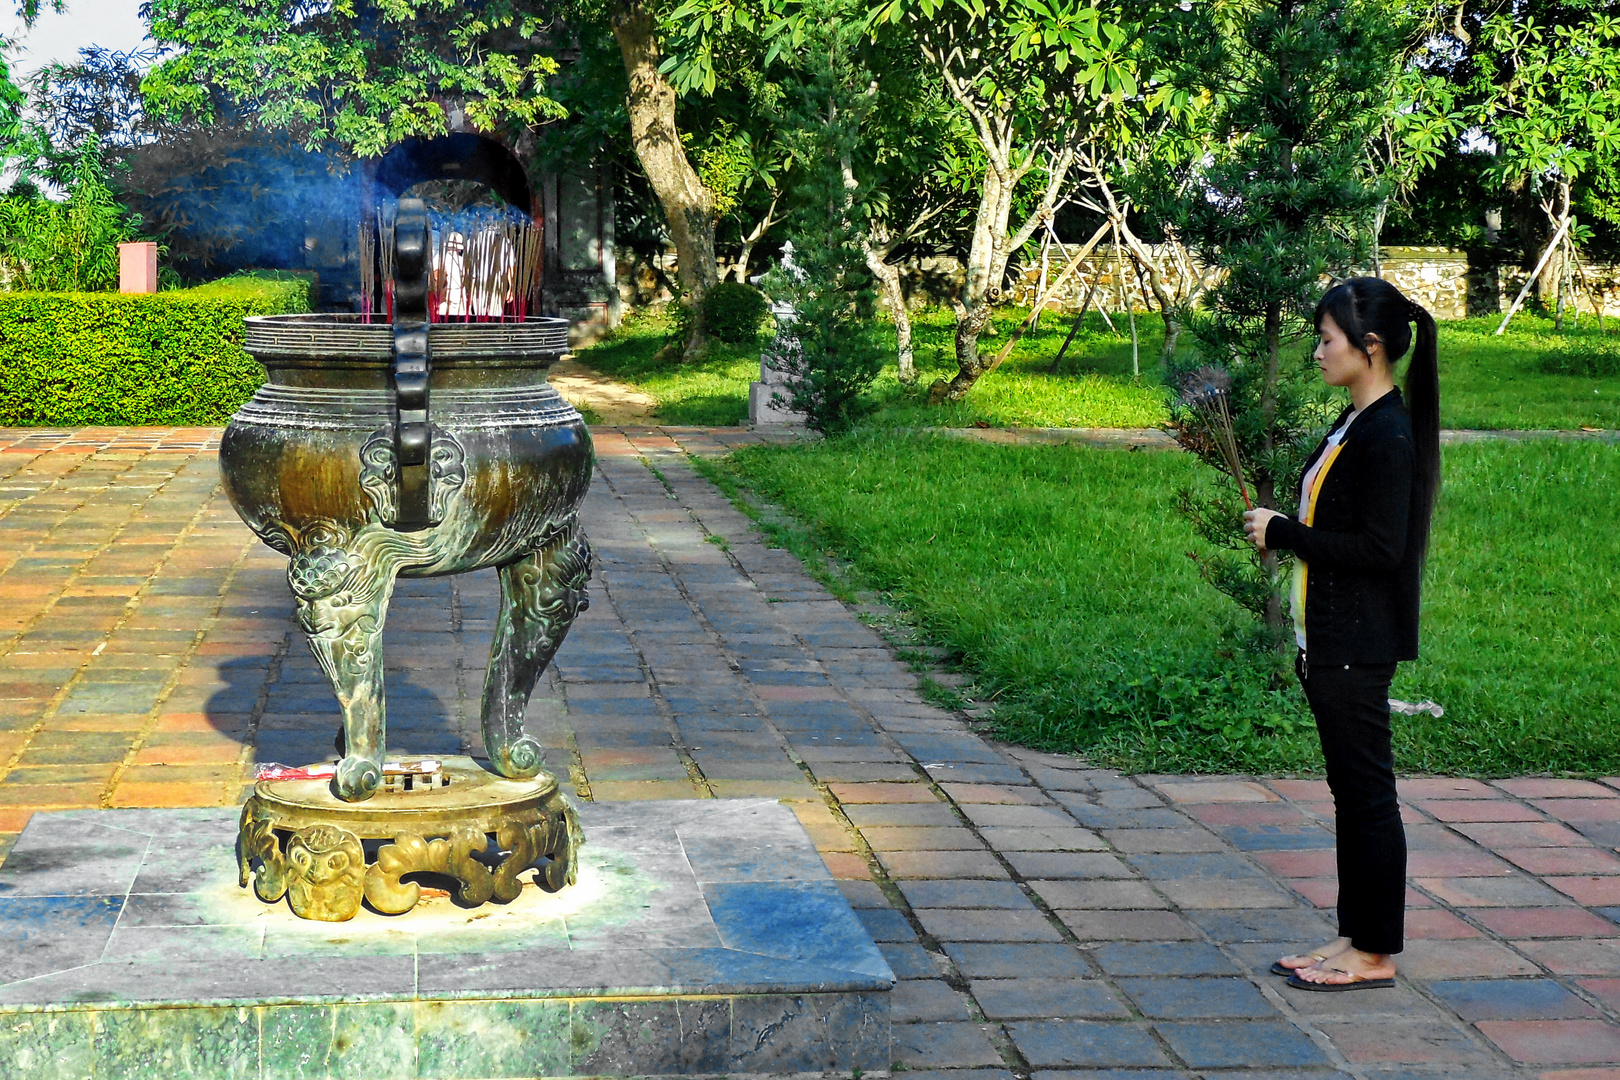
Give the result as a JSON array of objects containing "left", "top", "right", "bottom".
[{"left": 220, "top": 200, "right": 591, "bottom": 919}]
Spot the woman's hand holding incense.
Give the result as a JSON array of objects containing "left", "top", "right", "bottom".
[{"left": 1243, "top": 507, "right": 1284, "bottom": 551}]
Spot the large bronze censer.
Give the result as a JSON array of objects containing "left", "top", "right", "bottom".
[{"left": 221, "top": 200, "right": 590, "bottom": 921}]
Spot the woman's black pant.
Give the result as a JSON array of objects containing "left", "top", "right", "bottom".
[{"left": 1297, "top": 653, "right": 1405, "bottom": 955}]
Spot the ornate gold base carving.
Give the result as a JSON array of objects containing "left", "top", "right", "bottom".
[{"left": 238, "top": 756, "right": 582, "bottom": 922}]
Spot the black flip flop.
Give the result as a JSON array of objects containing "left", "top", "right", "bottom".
[{"left": 1285, "top": 971, "right": 1395, "bottom": 992}]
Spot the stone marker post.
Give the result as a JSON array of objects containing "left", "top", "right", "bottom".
[
  {"left": 748, "top": 243, "right": 808, "bottom": 428},
  {"left": 117, "top": 242, "right": 158, "bottom": 294}
]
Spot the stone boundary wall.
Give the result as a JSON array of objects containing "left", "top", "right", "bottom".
[
  {"left": 931, "top": 246, "right": 1620, "bottom": 320},
  {"left": 618, "top": 246, "right": 1620, "bottom": 322}
]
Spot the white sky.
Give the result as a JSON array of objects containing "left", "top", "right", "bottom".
[{"left": 4, "top": 0, "right": 151, "bottom": 82}]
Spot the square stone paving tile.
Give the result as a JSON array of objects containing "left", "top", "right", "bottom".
[
  {"left": 1475, "top": 1019, "right": 1620, "bottom": 1065},
  {"left": 1425, "top": 978, "right": 1602, "bottom": 1021},
  {"left": 1397, "top": 938, "right": 1541, "bottom": 978},
  {"left": 1312, "top": 1019, "right": 1497, "bottom": 1066},
  {"left": 979, "top": 827, "right": 1108, "bottom": 852},
  {"left": 1550, "top": 877, "right": 1620, "bottom": 906},
  {"left": 1153, "top": 1019, "right": 1329, "bottom": 1068},
  {"left": 1028, "top": 880, "right": 1170, "bottom": 910},
  {"left": 1115, "top": 977, "right": 1277, "bottom": 1019},
  {"left": 877, "top": 850, "right": 1010, "bottom": 880},
  {"left": 1454, "top": 821, "right": 1596, "bottom": 848},
  {"left": 914, "top": 908, "right": 1064, "bottom": 943},
  {"left": 1502, "top": 847, "right": 1620, "bottom": 875},
  {"left": 1517, "top": 939, "right": 1620, "bottom": 976},
  {"left": 892, "top": 1021, "right": 1005, "bottom": 1069},
  {"left": 969, "top": 978, "right": 1130, "bottom": 1020},
  {"left": 1006, "top": 853, "right": 1134, "bottom": 879},
  {"left": 1099, "top": 829, "right": 1226, "bottom": 854},
  {"left": 1420, "top": 799, "right": 1544, "bottom": 823},
  {"left": 1153, "top": 780, "right": 1276, "bottom": 803},
  {"left": 1005, "top": 1020, "right": 1170, "bottom": 1069},
  {"left": 1153, "top": 879, "right": 1295, "bottom": 910},
  {"left": 942, "top": 942, "right": 1095, "bottom": 979},
  {"left": 1091, "top": 942, "right": 1240, "bottom": 977},
  {"left": 1466, "top": 907, "right": 1620, "bottom": 939},
  {"left": 841, "top": 803, "right": 960, "bottom": 827},
  {"left": 1498, "top": 779, "right": 1620, "bottom": 800},
  {"left": 879, "top": 942, "right": 940, "bottom": 980},
  {"left": 1537, "top": 799, "right": 1620, "bottom": 823},
  {"left": 1405, "top": 908, "right": 1486, "bottom": 939},
  {"left": 959, "top": 804, "right": 1079, "bottom": 829},
  {"left": 1054, "top": 910, "right": 1199, "bottom": 942},
  {"left": 1416, "top": 875, "right": 1574, "bottom": 907},
  {"left": 1182, "top": 907, "right": 1335, "bottom": 944},
  {"left": 860, "top": 826, "right": 986, "bottom": 851},
  {"left": 891, "top": 979, "right": 976, "bottom": 1022},
  {"left": 896, "top": 880, "right": 1034, "bottom": 910}
]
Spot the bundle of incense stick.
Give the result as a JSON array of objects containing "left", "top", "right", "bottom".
[
  {"left": 508, "top": 220, "right": 543, "bottom": 320},
  {"left": 1178, "top": 366, "right": 1254, "bottom": 510},
  {"left": 253, "top": 759, "right": 443, "bottom": 782},
  {"left": 357, "top": 220, "right": 377, "bottom": 322},
  {"left": 375, "top": 208, "right": 544, "bottom": 323},
  {"left": 428, "top": 226, "right": 453, "bottom": 321},
  {"left": 377, "top": 208, "right": 396, "bottom": 321}
]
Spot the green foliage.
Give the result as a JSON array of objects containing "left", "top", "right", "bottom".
[
  {"left": 581, "top": 309, "right": 758, "bottom": 425},
  {"left": 1436, "top": 316, "right": 1620, "bottom": 430},
  {"left": 0, "top": 151, "right": 141, "bottom": 291},
  {"left": 1471, "top": 14, "right": 1620, "bottom": 202},
  {"left": 1164, "top": 0, "right": 1404, "bottom": 634},
  {"left": 719, "top": 431, "right": 1620, "bottom": 775},
  {"left": 1539, "top": 334, "right": 1620, "bottom": 377},
  {"left": 575, "top": 306, "right": 1620, "bottom": 431},
  {"left": 761, "top": 0, "right": 887, "bottom": 432},
  {"left": 142, "top": 0, "right": 564, "bottom": 156},
  {"left": 701, "top": 280, "right": 770, "bottom": 343},
  {"left": 0, "top": 272, "right": 311, "bottom": 426}
]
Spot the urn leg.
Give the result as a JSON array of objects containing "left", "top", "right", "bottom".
[
  {"left": 294, "top": 559, "right": 398, "bottom": 803},
  {"left": 481, "top": 519, "right": 592, "bottom": 778}
]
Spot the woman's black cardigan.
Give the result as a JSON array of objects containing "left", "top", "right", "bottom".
[{"left": 1263, "top": 388, "right": 1425, "bottom": 665}]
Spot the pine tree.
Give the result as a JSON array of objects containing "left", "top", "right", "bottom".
[{"left": 1169, "top": 0, "right": 1405, "bottom": 643}]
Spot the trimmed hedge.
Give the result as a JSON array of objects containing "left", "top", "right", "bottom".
[{"left": 0, "top": 271, "right": 312, "bottom": 426}]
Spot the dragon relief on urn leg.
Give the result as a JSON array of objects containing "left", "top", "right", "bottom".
[
  {"left": 288, "top": 522, "right": 399, "bottom": 802},
  {"left": 480, "top": 517, "right": 593, "bottom": 779}
]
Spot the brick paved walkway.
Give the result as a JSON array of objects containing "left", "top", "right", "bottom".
[{"left": 5, "top": 426, "right": 1620, "bottom": 1078}]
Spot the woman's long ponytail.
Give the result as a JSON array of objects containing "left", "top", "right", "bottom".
[
  {"left": 1315, "top": 278, "right": 1442, "bottom": 560},
  {"left": 1405, "top": 301, "right": 1441, "bottom": 561}
]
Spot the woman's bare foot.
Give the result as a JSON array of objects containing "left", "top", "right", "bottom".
[
  {"left": 1293, "top": 947, "right": 1396, "bottom": 986},
  {"left": 1275, "top": 936, "right": 1352, "bottom": 973}
]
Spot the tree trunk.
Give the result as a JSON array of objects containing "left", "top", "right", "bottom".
[
  {"left": 932, "top": 300, "right": 994, "bottom": 401},
  {"left": 1160, "top": 313, "right": 1182, "bottom": 368},
  {"left": 611, "top": 0, "right": 717, "bottom": 360},
  {"left": 865, "top": 243, "right": 915, "bottom": 384}
]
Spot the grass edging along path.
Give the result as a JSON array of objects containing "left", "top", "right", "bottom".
[
  {"left": 579, "top": 308, "right": 1620, "bottom": 431},
  {"left": 701, "top": 430, "right": 1620, "bottom": 777}
]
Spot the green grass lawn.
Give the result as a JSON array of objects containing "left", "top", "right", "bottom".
[
  {"left": 710, "top": 432, "right": 1620, "bottom": 776},
  {"left": 578, "top": 307, "right": 1620, "bottom": 431}
]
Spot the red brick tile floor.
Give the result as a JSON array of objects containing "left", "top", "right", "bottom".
[{"left": 3, "top": 425, "right": 1619, "bottom": 1077}]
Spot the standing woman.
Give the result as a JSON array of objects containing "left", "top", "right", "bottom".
[{"left": 1241, "top": 276, "right": 1441, "bottom": 991}]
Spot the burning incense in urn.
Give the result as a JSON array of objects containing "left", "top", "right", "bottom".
[{"left": 362, "top": 207, "right": 543, "bottom": 323}]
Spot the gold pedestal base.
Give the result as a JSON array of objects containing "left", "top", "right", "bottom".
[{"left": 238, "top": 755, "right": 582, "bottom": 922}]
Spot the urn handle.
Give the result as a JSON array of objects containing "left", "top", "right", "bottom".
[{"left": 391, "top": 197, "right": 434, "bottom": 529}]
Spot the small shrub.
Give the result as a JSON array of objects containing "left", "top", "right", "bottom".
[
  {"left": 701, "top": 281, "right": 770, "bottom": 344},
  {"left": 1538, "top": 335, "right": 1620, "bottom": 377},
  {"left": 0, "top": 271, "right": 312, "bottom": 425},
  {"left": 0, "top": 151, "right": 142, "bottom": 292}
]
